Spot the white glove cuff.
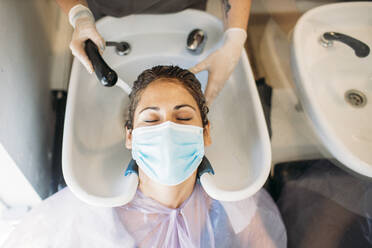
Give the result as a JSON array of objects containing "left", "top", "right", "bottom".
[
  {"left": 68, "top": 4, "right": 95, "bottom": 28},
  {"left": 223, "top": 28, "right": 247, "bottom": 46}
]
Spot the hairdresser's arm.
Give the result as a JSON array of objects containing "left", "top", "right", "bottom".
[
  {"left": 55, "top": 0, "right": 105, "bottom": 73},
  {"left": 55, "top": 0, "right": 88, "bottom": 14},
  {"left": 225, "top": 0, "right": 251, "bottom": 29},
  {"left": 190, "top": 0, "right": 251, "bottom": 106}
]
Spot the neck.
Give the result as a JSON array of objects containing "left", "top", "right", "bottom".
[{"left": 138, "top": 169, "right": 197, "bottom": 209}]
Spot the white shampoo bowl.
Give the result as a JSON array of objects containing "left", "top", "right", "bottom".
[{"left": 63, "top": 9, "right": 271, "bottom": 207}]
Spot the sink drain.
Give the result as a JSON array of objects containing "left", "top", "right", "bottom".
[{"left": 344, "top": 89, "right": 367, "bottom": 108}]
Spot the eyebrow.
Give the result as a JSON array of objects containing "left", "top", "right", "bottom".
[
  {"left": 174, "top": 104, "right": 196, "bottom": 111},
  {"left": 139, "top": 106, "right": 160, "bottom": 114},
  {"left": 139, "top": 104, "right": 196, "bottom": 114}
]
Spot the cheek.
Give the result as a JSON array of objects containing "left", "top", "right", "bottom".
[
  {"left": 195, "top": 112, "right": 204, "bottom": 127},
  {"left": 131, "top": 112, "right": 141, "bottom": 128}
]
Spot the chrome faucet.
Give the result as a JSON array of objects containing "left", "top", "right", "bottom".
[
  {"left": 106, "top": 41, "right": 131, "bottom": 56},
  {"left": 319, "top": 32, "right": 370, "bottom": 58},
  {"left": 187, "top": 29, "right": 207, "bottom": 55}
]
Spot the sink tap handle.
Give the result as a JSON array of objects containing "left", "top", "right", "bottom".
[
  {"left": 321, "top": 32, "right": 370, "bottom": 58},
  {"left": 84, "top": 39, "right": 118, "bottom": 87}
]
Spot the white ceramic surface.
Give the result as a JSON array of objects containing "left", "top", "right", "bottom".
[
  {"left": 63, "top": 9, "right": 271, "bottom": 206},
  {"left": 292, "top": 2, "right": 372, "bottom": 178}
]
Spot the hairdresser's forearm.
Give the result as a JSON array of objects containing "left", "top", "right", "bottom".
[
  {"left": 224, "top": 0, "right": 251, "bottom": 30},
  {"left": 55, "top": 0, "right": 88, "bottom": 15}
]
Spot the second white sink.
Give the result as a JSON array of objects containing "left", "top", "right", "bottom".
[{"left": 292, "top": 2, "right": 372, "bottom": 178}]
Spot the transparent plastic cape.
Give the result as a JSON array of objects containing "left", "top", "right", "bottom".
[
  {"left": 277, "top": 160, "right": 372, "bottom": 247},
  {"left": 3, "top": 182, "right": 286, "bottom": 248}
]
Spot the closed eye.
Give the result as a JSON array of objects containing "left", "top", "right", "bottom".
[
  {"left": 177, "top": 118, "right": 192, "bottom": 121},
  {"left": 144, "top": 119, "right": 159, "bottom": 123}
]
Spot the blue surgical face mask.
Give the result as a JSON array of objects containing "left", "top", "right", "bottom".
[{"left": 131, "top": 121, "right": 205, "bottom": 186}]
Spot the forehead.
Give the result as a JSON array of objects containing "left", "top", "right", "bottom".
[{"left": 136, "top": 78, "right": 199, "bottom": 108}]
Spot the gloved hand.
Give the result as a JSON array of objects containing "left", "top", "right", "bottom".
[
  {"left": 68, "top": 4, "right": 105, "bottom": 74},
  {"left": 190, "top": 28, "right": 247, "bottom": 106}
]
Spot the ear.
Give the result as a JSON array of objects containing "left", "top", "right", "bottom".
[
  {"left": 203, "top": 121, "right": 212, "bottom": 147},
  {"left": 125, "top": 127, "right": 132, "bottom": 149}
]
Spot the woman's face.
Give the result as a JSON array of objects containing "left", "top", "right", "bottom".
[{"left": 125, "top": 78, "right": 211, "bottom": 149}]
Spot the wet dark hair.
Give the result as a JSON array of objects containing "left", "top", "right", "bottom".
[{"left": 125, "top": 65, "right": 209, "bottom": 130}]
